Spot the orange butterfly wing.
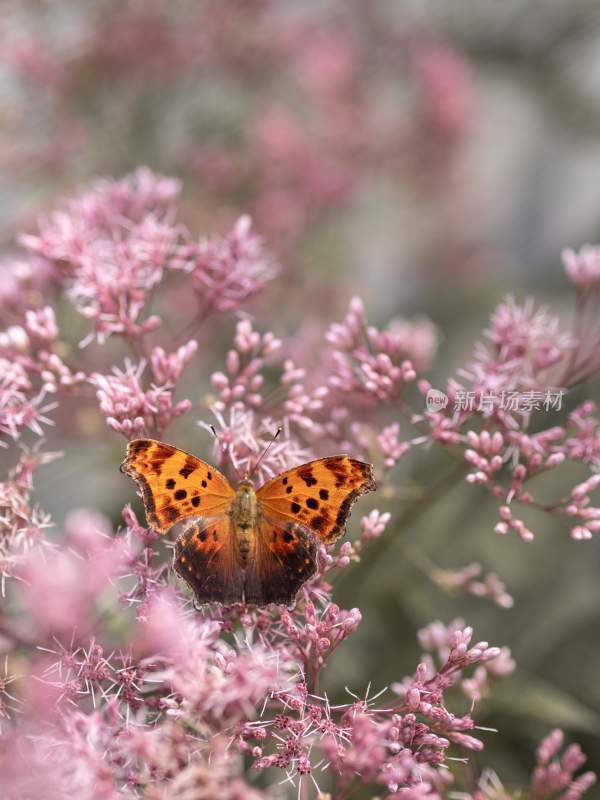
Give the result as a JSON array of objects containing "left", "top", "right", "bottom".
[
  {"left": 121, "top": 439, "right": 234, "bottom": 533},
  {"left": 173, "top": 516, "right": 244, "bottom": 605},
  {"left": 256, "top": 455, "right": 376, "bottom": 544}
]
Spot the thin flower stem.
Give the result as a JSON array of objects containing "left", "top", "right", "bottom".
[{"left": 347, "top": 461, "right": 467, "bottom": 592}]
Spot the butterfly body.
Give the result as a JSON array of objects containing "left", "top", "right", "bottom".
[
  {"left": 227, "top": 480, "right": 258, "bottom": 568},
  {"left": 230, "top": 479, "right": 258, "bottom": 528},
  {"left": 121, "top": 439, "right": 376, "bottom": 606}
]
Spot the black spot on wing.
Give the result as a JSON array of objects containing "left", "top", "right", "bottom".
[
  {"left": 179, "top": 456, "right": 198, "bottom": 479},
  {"left": 297, "top": 468, "right": 317, "bottom": 487}
]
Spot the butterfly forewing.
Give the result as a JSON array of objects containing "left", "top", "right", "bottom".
[
  {"left": 121, "top": 439, "right": 234, "bottom": 533},
  {"left": 256, "top": 455, "right": 376, "bottom": 543}
]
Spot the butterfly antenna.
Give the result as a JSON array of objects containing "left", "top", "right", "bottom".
[
  {"left": 206, "top": 422, "right": 246, "bottom": 482},
  {"left": 247, "top": 426, "right": 282, "bottom": 480}
]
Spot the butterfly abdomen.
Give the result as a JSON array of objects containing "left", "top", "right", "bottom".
[{"left": 230, "top": 481, "right": 259, "bottom": 566}]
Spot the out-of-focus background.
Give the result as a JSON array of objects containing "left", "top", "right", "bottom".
[{"left": 2, "top": 0, "right": 600, "bottom": 790}]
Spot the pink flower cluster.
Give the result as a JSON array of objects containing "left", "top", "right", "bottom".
[
  {"left": 531, "top": 729, "right": 596, "bottom": 800},
  {"left": 0, "top": 305, "right": 84, "bottom": 443},
  {"left": 326, "top": 297, "right": 428, "bottom": 404},
  {"left": 20, "top": 169, "right": 276, "bottom": 347},
  {"left": 186, "top": 215, "right": 278, "bottom": 315},
  {"left": 414, "top": 287, "right": 600, "bottom": 544},
  {"left": 91, "top": 340, "right": 197, "bottom": 440}
]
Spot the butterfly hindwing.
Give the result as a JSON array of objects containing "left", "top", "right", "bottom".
[
  {"left": 173, "top": 517, "right": 244, "bottom": 605},
  {"left": 121, "top": 439, "right": 234, "bottom": 533},
  {"left": 243, "top": 515, "right": 317, "bottom": 606},
  {"left": 256, "top": 455, "right": 376, "bottom": 544}
]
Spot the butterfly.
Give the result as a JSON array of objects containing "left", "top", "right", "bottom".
[{"left": 120, "top": 438, "right": 376, "bottom": 606}]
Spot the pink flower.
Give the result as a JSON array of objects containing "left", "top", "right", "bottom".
[
  {"left": 327, "top": 297, "right": 420, "bottom": 403},
  {"left": 414, "top": 43, "right": 475, "bottom": 143},
  {"left": 360, "top": 509, "right": 392, "bottom": 542},
  {"left": 20, "top": 168, "right": 184, "bottom": 345},
  {"left": 210, "top": 318, "right": 281, "bottom": 413},
  {"left": 433, "top": 563, "right": 514, "bottom": 609},
  {"left": 20, "top": 509, "right": 127, "bottom": 638},
  {"left": 91, "top": 352, "right": 194, "bottom": 439},
  {"left": 531, "top": 729, "right": 596, "bottom": 800},
  {"left": 463, "top": 297, "right": 573, "bottom": 400},
  {"left": 563, "top": 245, "right": 600, "bottom": 290},
  {"left": 186, "top": 215, "right": 278, "bottom": 314},
  {"left": 204, "top": 406, "right": 311, "bottom": 483}
]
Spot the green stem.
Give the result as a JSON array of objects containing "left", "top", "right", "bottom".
[{"left": 347, "top": 461, "right": 467, "bottom": 593}]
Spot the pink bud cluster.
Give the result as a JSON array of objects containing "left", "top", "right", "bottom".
[
  {"left": 378, "top": 422, "right": 411, "bottom": 471},
  {"left": 236, "top": 614, "right": 514, "bottom": 797},
  {"left": 531, "top": 729, "right": 596, "bottom": 800},
  {"left": 411, "top": 290, "right": 600, "bottom": 545},
  {"left": 0, "top": 306, "right": 84, "bottom": 443},
  {"left": 91, "top": 342, "right": 197, "bottom": 439},
  {"left": 211, "top": 319, "right": 281, "bottom": 412},
  {"left": 327, "top": 297, "right": 423, "bottom": 403},
  {"left": 415, "top": 619, "right": 515, "bottom": 703},
  {"left": 279, "top": 601, "right": 362, "bottom": 670},
  {"left": 20, "top": 170, "right": 278, "bottom": 347}
]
